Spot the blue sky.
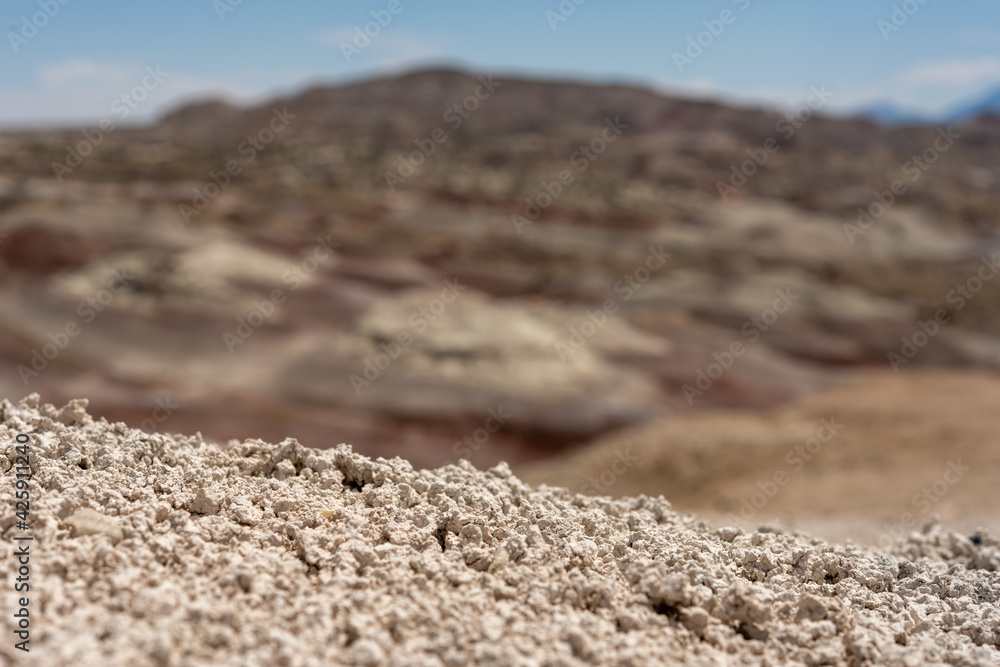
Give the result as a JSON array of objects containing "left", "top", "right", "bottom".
[{"left": 2, "top": 0, "right": 1000, "bottom": 127}]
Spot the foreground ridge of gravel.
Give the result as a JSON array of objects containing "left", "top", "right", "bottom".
[{"left": 1, "top": 396, "right": 998, "bottom": 666}]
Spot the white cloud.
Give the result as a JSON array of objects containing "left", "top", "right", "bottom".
[
  {"left": 654, "top": 78, "right": 840, "bottom": 113},
  {"left": 879, "top": 57, "right": 1000, "bottom": 116},
  {"left": 319, "top": 27, "right": 442, "bottom": 68},
  {"left": 899, "top": 57, "right": 1000, "bottom": 87},
  {"left": 39, "top": 59, "right": 132, "bottom": 87},
  {"left": 0, "top": 59, "right": 271, "bottom": 128}
]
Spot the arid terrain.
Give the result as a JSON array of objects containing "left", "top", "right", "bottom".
[
  {"left": 1, "top": 396, "right": 997, "bottom": 665},
  {"left": 522, "top": 370, "right": 1000, "bottom": 543},
  {"left": 1, "top": 68, "right": 999, "bottom": 536}
]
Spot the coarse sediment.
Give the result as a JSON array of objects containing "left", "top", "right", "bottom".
[{"left": 1, "top": 395, "right": 998, "bottom": 666}]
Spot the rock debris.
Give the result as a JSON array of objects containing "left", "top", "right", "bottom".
[{"left": 0, "top": 395, "right": 997, "bottom": 666}]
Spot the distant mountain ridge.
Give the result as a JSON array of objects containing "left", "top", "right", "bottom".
[
  {"left": 147, "top": 68, "right": 1000, "bottom": 143},
  {"left": 855, "top": 101, "right": 930, "bottom": 126},
  {"left": 947, "top": 85, "right": 1000, "bottom": 123},
  {"left": 857, "top": 85, "right": 1000, "bottom": 126},
  {"left": 147, "top": 67, "right": 745, "bottom": 147}
]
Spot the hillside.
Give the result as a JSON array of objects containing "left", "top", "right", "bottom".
[{"left": 1, "top": 67, "right": 999, "bottom": 474}]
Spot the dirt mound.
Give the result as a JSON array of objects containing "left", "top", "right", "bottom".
[
  {"left": 519, "top": 370, "right": 1000, "bottom": 544},
  {"left": 1, "top": 396, "right": 997, "bottom": 665}
]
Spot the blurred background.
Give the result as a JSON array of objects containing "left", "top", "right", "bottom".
[{"left": 2, "top": 0, "right": 999, "bottom": 542}]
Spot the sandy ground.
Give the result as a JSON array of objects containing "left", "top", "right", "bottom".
[
  {"left": 0, "top": 395, "right": 998, "bottom": 666},
  {"left": 520, "top": 370, "right": 1000, "bottom": 545}
]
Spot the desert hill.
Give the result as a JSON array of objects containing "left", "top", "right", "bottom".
[{"left": 1, "top": 67, "right": 999, "bottom": 479}]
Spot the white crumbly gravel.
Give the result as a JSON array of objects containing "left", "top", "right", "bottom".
[{"left": 0, "top": 395, "right": 998, "bottom": 666}]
